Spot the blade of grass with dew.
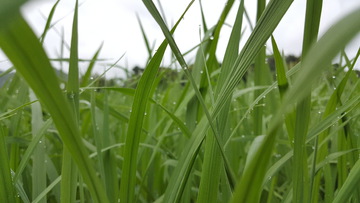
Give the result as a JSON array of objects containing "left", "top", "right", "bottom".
[
  {"left": 311, "top": 51, "right": 356, "bottom": 202},
  {"left": 271, "top": 36, "right": 295, "bottom": 143},
  {"left": 61, "top": 1, "right": 80, "bottom": 202},
  {"left": 253, "top": 0, "right": 266, "bottom": 136},
  {"left": 263, "top": 94, "right": 360, "bottom": 187},
  {"left": 143, "top": 0, "right": 237, "bottom": 194},
  {"left": 0, "top": 100, "right": 37, "bottom": 121},
  {"left": 30, "top": 90, "right": 47, "bottom": 203},
  {"left": 295, "top": 1, "right": 322, "bottom": 202},
  {"left": 0, "top": 9, "right": 109, "bottom": 203},
  {"left": 0, "top": 125, "right": 16, "bottom": 203},
  {"left": 143, "top": 0, "right": 296, "bottom": 201},
  {"left": 118, "top": 41, "right": 167, "bottom": 203},
  {"left": 119, "top": 3, "right": 194, "bottom": 201},
  {"left": 9, "top": 75, "right": 28, "bottom": 182},
  {"left": 90, "top": 91, "right": 106, "bottom": 187},
  {"left": 198, "top": 0, "right": 235, "bottom": 85},
  {"left": 14, "top": 119, "right": 52, "bottom": 182},
  {"left": 197, "top": 1, "right": 244, "bottom": 202},
  {"left": 230, "top": 6, "right": 360, "bottom": 203},
  {"left": 81, "top": 43, "right": 103, "bottom": 87},
  {"left": 338, "top": 49, "right": 360, "bottom": 193}
]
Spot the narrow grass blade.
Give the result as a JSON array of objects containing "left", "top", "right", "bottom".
[
  {"left": 32, "top": 176, "right": 61, "bottom": 203},
  {"left": 253, "top": 0, "right": 266, "bottom": 136},
  {"left": 30, "top": 91, "right": 47, "bottom": 203},
  {"left": 143, "top": 0, "right": 237, "bottom": 195},
  {"left": 197, "top": 1, "right": 244, "bottom": 202},
  {"left": 39, "top": 0, "right": 60, "bottom": 44},
  {"left": 61, "top": 1, "right": 80, "bottom": 202},
  {"left": 231, "top": 6, "right": 360, "bottom": 203},
  {"left": 295, "top": 1, "right": 322, "bottom": 202},
  {"left": 119, "top": 3, "right": 194, "bottom": 201},
  {"left": 81, "top": 43, "right": 103, "bottom": 87},
  {"left": 136, "top": 13, "right": 153, "bottom": 63},
  {"left": 271, "top": 36, "right": 295, "bottom": 142},
  {"left": 333, "top": 159, "right": 360, "bottom": 203},
  {"left": 0, "top": 11, "right": 109, "bottom": 203},
  {"left": 0, "top": 126, "right": 16, "bottom": 203}
]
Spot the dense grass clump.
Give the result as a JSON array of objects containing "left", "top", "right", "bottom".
[{"left": 0, "top": 0, "right": 360, "bottom": 202}]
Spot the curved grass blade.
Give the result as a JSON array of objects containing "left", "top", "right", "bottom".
[
  {"left": 0, "top": 11, "right": 109, "bottom": 203},
  {"left": 197, "top": 1, "right": 244, "bottom": 202},
  {"left": 142, "top": 0, "right": 296, "bottom": 202},
  {"left": 231, "top": 7, "right": 360, "bottom": 203},
  {"left": 39, "top": 0, "right": 60, "bottom": 44},
  {"left": 333, "top": 159, "right": 360, "bottom": 203},
  {"left": 119, "top": 3, "right": 194, "bottom": 202},
  {"left": 81, "top": 43, "right": 103, "bottom": 87}
]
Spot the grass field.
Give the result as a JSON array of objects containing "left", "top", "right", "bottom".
[{"left": 0, "top": 0, "right": 360, "bottom": 202}]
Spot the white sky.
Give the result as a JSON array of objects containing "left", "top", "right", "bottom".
[{"left": 1, "top": 0, "right": 360, "bottom": 77}]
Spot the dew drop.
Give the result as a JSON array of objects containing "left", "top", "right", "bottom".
[
  {"left": 209, "top": 36, "right": 214, "bottom": 40},
  {"left": 200, "top": 70, "right": 203, "bottom": 74}
]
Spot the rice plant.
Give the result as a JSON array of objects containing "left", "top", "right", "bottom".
[{"left": 0, "top": 0, "right": 359, "bottom": 202}]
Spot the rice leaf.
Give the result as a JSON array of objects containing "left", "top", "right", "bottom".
[{"left": 0, "top": 10, "right": 109, "bottom": 203}]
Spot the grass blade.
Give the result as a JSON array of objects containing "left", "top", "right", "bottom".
[
  {"left": 0, "top": 125, "right": 16, "bottom": 203},
  {"left": 119, "top": 3, "right": 194, "bottom": 202},
  {"left": 0, "top": 10, "right": 109, "bottom": 203}
]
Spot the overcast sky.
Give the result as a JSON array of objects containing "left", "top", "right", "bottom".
[{"left": 1, "top": 0, "right": 360, "bottom": 77}]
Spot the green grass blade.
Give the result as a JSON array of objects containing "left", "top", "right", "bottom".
[
  {"left": 14, "top": 118, "right": 52, "bottom": 182},
  {"left": 143, "top": 0, "right": 237, "bottom": 193},
  {"left": 294, "top": 1, "right": 322, "bottom": 202},
  {"left": 119, "top": 41, "right": 167, "bottom": 203},
  {"left": 30, "top": 91, "right": 47, "bottom": 203},
  {"left": 81, "top": 43, "right": 103, "bottom": 87},
  {"left": 119, "top": 3, "right": 195, "bottom": 201},
  {"left": 214, "top": 0, "right": 293, "bottom": 120},
  {"left": 333, "top": 159, "right": 360, "bottom": 203},
  {"left": 253, "top": 0, "right": 266, "bottom": 136},
  {"left": 39, "top": 0, "right": 60, "bottom": 44},
  {"left": 136, "top": 13, "right": 153, "bottom": 63},
  {"left": 0, "top": 11, "right": 109, "bottom": 203},
  {"left": 197, "top": 1, "right": 244, "bottom": 202},
  {"left": 271, "top": 36, "right": 295, "bottom": 142},
  {"left": 61, "top": 1, "right": 80, "bottom": 202},
  {"left": 0, "top": 125, "right": 16, "bottom": 203},
  {"left": 32, "top": 176, "right": 61, "bottom": 203},
  {"left": 231, "top": 6, "right": 360, "bottom": 203}
]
